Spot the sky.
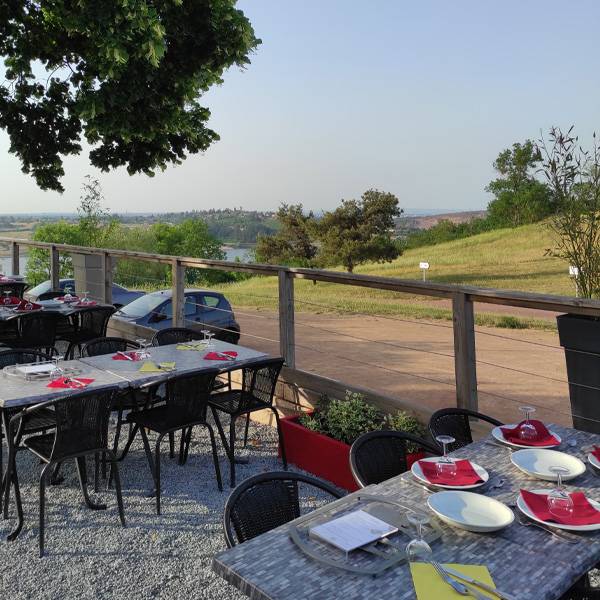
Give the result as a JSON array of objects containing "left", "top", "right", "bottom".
[{"left": 1, "top": 0, "right": 599, "bottom": 214}]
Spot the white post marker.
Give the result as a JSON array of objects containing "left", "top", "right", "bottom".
[
  {"left": 419, "top": 261, "right": 430, "bottom": 282},
  {"left": 569, "top": 265, "right": 580, "bottom": 297}
]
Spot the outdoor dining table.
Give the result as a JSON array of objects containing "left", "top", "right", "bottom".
[
  {"left": 78, "top": 339, "right": 268, "bottom": 388},
  {"left": 0, "top": 301, "right": 115, "bottom": 322},
  {"left": 213, "top": 423, "right": 600, "bottom": 600}
]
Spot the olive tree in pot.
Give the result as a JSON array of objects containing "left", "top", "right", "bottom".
[
  {"left": 538, "top": 127, "right": 600, "bottom": 432},
  {"left": 279, "top": 391, "right": 426, "bottom": 491}
]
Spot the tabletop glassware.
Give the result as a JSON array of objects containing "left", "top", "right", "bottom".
[
  {"left": 63, "top": 286, "right": 74, "bottom": 301},
  {"left": 51, "top": 355, "right": 64, "bottom": 378},
  {"left": 518, "top": 406, "right": 537, "bottom": 441},
  {"left": 201, "top": 329, "right": 210, "bottom": 342},
  {"left": 435, "top": 435, "right": 457, "bottom": 478},
  {"left": 135, "top": 338, "right": 151, "bottom": 360},
  {"left": 206, "top": 332, "right": 215, "bottom": 348},
  {"left": 405, "top": 512, "right": 432, "bottom": 562},
  {"left": 547, "top": 466, "right": 573, "bottom": 519},
  {"left": 2, "top": 290, "right": 12, "bottom": 305},
  {"left": 81, "top": 291, "right": 91, "bottom": 304}
]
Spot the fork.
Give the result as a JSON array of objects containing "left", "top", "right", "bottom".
[
  {"left": 429, "top": 560, "right": 487, "bottom": 599},
  {"left": 512, "top": 510, "right": 578, "bottom": 543}
]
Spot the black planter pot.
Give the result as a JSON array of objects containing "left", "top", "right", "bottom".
[{"left": 557, "top": 314, "right": 600, "bottom": 433}]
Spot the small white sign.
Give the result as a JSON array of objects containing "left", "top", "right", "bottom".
[
  {"left": 569, "top": 265, "right": 579, "bottom": 277},
  {"left": 419, "top": 262, "right": 430, "bottom": 270}
]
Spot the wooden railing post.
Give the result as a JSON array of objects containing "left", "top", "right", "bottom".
[
  {"left": 50, "top": 245, "right": 60, "bottom": 291},
  {"left": 278, "top": 270, "right": 296, "bottom": 367},
  {"left": 172, "top": 259, "right": 185, "bottom": 327},
  {"left": 11, "top": 242, "right": 19, "bottom": 275},
  {"left": 452, "top": 292, "right": 478, "bottom": 411},
  {"left": 103, "top": 253, "right": 113, "bottom": 304}
]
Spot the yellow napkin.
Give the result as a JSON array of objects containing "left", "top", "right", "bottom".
[
  {"left": 139, "top": 361, "right": 176, "bottom": 373},
  {"left": 176, "top": 343, "right": 208, "bottom": 351},
  {"left": 410, "top": 563, "right": 496, "bottom": 599}
]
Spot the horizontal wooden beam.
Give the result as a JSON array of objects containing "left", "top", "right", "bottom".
[{"left": 3, "top": 236, "right": 600, "bottom": 317}]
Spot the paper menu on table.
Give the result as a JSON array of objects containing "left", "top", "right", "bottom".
[
  {"left": 16, "top": 364, "right": 55, "bottom": 375},
  {"left": 309, "top": 509, "right": 398, "bottom": 553}
]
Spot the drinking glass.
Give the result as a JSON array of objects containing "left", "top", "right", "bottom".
[
  {"left": 518, "top": 406, "right": 537, "bottom": 441},
  {"left": 206, "top": 332, "right": 215, "bottom": 348},
  {"left": 201, "top": 329, "right": 210, "bottom": 342},
  {"left": 64, "top": 286, "right": 74, "bottom": 300},
  {"left": 405, "top": 512, "right": 432, "bottom": 562},
  {"left": 51, "top": 355, "right": 64, "bottom": 378},
  {"left": 81, "top": 291, "right": 90, "bottom": 304},
  {"left": 3, "top": 291, "right": 12, "bottom": 306},
  {"left": 435, "top": 435, "right": 457, "bottom": 478},
  {"left": 547, "top": 466, "right": 573, "bottom": 519},
  {"left": 135, "top": 338, "right": 151, "bottom": 360},
  {"left": 24, "top": 301, "right": 33, "bottom": 311}
]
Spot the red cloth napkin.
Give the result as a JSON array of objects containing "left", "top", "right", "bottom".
[
  {"left": 74, "top": 300, "right": 97, "bottom": 307},
  {"left": 47, "top": 377, "right": 94, "bottom": 389},
  {"left": 418, "top": 459, "right": 484, "bottom": 485},
  {"left": 500, "top": 420, "right": 560, "bottom": 446},
  {"left": 112, "top": 351, "right": 142, "bottom": 361},
  {"left": 15, "top": 299, "right": 42, "bottom": 311},
  {"left": 1, "top": 296, "right": 21, "bottom": 306},
  {"left": 204, "top": 351, "right": 238, "bottom": 361},
  {"left": 0, "top": 276, "right": 16, "bottom": 282},
  {"left": 57, "top": 295, "right": 79, "bottom": 303},
  {"left": 520, "top": 489, "right": 600, "bottom": 526},
  {"left": 591, "top": 446, "right": 600, "bottom": 461}
]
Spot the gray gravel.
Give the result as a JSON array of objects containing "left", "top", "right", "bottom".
[{"left": 0, "top": 420, "right": 287, "bottom": 599}]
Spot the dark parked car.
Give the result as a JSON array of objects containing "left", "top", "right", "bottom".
[
  {"left": 25, "top": 279, "right": 145, "bottom": 308},
  {"left": 111, "top": 289, "right": 240, "bottom": 344}
]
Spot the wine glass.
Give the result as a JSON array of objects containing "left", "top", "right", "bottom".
[
  {"left": 135, "top": 338, "right": 150, "bottom": 360},
  {"left": 2, "top": 291, "right": 12, "bottom": 306},
  {"left": 51, "top": 355, "right": 64, "bottom": 378},
  {"left": 63, "top": 286, "right": 74, "bottom": 301},
  {"left": 519, "top": 406, "right": 537, "bottom": 441},
  {"left": 201, "top": 329, "right": 210, "bottom": 343},
  {"left": 81, "top": 291, "right": 90, "bottom": 304},
  {"left": 24, "top": 301, "right": 33, "bottom": 311},
  {"left": 435, "top": 435, "right": 457, "bottom": 478},
  {"left": 206, "top": 332, "right": 215, "bottom": 349},
  {"left": 405, "top": 512, "right": 432, "bottom": 562},
  {"left": 548, "top": 466, "right": 573, "bottom": 519}
]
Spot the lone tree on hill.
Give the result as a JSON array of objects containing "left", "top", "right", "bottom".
[
  {"left": 0, "top": 1, "right": 259, "bottom": 192},
  {"left": 486, "top": 140, "right": 554, "bottom": 227},
  {"left": 316, "top": 189, "right": 402, "bottom": 273}
]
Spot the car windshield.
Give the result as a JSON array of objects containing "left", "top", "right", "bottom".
[
  {"left": 116, "top": 293, "right": 167, "bottom": 317},
  {"left": 26, "top": 280, "right": 51, "bottom": 296}
]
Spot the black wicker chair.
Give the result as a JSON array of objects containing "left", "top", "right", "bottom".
[
  {"left": 428, "top": 408, "right": 504, "bottom": 453},
  {"left": 151, "top": 327, "right": 204, "bottom": 346},
  {"left": 0, "top": 281, "right": 28, "bottom": 299},
  {"left": 59, "top": 305, "right": 115, "bottom": 359},
  {"left": 223, "top": 471, "right": 344, "bottom": 547},
  {"left": 127, "top": 368, "right": 221, "bottom": 514},
  {"left": 10, "top": 312, "right": 60, "bottom": 355},
  {"left": 209, "top": 357, "right": 286, "bottom": 487},
  {"left": 37, "top": 291, "right": 65, "bottom": 301},
  {"left": 0, "top": 350, "right": 56, "bottom": 511},
  {"left": 3, "top": 386, "right": 126, "bottom": 556},
  {"left": 350, "top": 430, "right": 441, "bottom": 488}
]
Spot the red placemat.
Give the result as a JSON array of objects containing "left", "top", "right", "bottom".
[
  {"left": 204, "top": 351, "right": 238, "bottom": 361},
  {"left": 112, "top": 351, "right": 142, "bottom": 361},
  {"left": 47, "top": 377, "right": 95, "bottom": 389},
  {"left": 500, "top": 420, "right": 560, "bottom": 446},
  {"left": 520, "top": 489, "right": 600, "bottom": 525},
  {"left": 74, "top": 301, "right": 98, "bottom": 307},
  {"left": 57, "top": 295, "right": 79, "bottom": 303},
  {"left": 1, "top": 296, "right": 20, "bottom": 306},
  {"left": 14, "top": 300, "right": 42, "bottom": 312},
  {"left": 592, "top": 446, "right": 600, "bottom": 461},
  {"left": 418, "top": 459, "right": 484, "bottom": 486}
]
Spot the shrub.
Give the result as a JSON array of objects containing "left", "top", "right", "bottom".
[{"left": 384, "top": 411, "right": 426, "bottom": 453}]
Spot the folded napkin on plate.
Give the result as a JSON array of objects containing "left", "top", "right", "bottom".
[
  {"left": 74, "top": 300, "right": 98, "bottom": 307},
  {"left": 47, "top": 377, "right": 94, "bottom": 389},
  {"left": 204, "top": 351, "right": 238, "bottom": 361},
  {"left": 418, "top": 459, "right": 484, "bottom": 486},
  {"left": 176, "top": 343, "right": 208, "bottom": 351},
  {"left": 1, "top": 296, "right": 20, "bottom": 306},
  {"left": 500, "top": 420, "right": 560, "bottom": 446},
  {"left": 410, "top": 563, "right": 496, "bottom": 599},
  {"left": 520, "top": 489, "right": 600, "bottom": 526},
  {"left": 139, "top": 361, "right": 176, "bottom": 373},
  {"left": 0, "top": 276, "right": 16, "bottom": 282},
  {"left": 57, "top": 295, "right": 79, "bottom": 303},
  {"left": 112, "top": 351, "right": 142, "bottom": 361},
  {"left": 591, "top": 446, "right": 600, "bottom": 461},
  {"left": 15, "top": 300, "right": 42, "bottom": 311}
]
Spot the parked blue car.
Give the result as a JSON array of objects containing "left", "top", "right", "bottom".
[
  {"left": 111, "top": 289, "right": 241, "bottom": 344},
  {"left": 25, "top": 278, "right": 145, "bottom": 308}
]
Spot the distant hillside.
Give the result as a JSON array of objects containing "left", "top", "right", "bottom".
[{"left": 398, "top": 210, "right": 487, "bottom": 232}]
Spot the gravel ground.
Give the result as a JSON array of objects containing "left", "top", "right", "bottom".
[{"left": 0, "top": 420, "right": 288, "bottom": 599}]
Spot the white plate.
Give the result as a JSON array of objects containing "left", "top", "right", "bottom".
[
  {"left": 38, "top": 299, "right": 62, "bottom": 308},
  {"left": 517, "top": 489, "right": 600, "bottom": 532},
  {"left": 588, "top": 452, "right": 600, "bottom": 470},
  {"left": 427, "top": 491, "right": 514, "bottom": 532},
  {"left": 492, "top": 425, "right": 561, "bottom": 449},
  {"left": 411, "top": 457, "right": 489, "bottom": 490},
  {"left": 511, "top": 449, "right": 586, "bottom": 481}
]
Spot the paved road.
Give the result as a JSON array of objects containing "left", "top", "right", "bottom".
[{"left": 234, "top": 307, "right": 570, "bottom": 426}]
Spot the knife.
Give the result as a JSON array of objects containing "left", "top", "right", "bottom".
[
  {"left": 215, "top": 351, "right": 235, "bottom": 361},
  {"left": 117, "top": 351, "right": 133, "bottom": 361},
  {"left": 442, "top": 565, "right": 518, "bottom": 600}
]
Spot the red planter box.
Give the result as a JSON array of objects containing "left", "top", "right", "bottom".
[{"left": 279, "top": 414, "right": 424, "bottom": 492}]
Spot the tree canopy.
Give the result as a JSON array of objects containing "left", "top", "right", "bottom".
[
  {"left": 486, "top": 140, "right": 554, "bottom": 227},
  {"left": 0, "top": 1, "right": 259, "bottom": 191}
]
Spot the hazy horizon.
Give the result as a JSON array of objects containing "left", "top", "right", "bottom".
[{"left": 2, "top": 1, "right": 599, "bottom": 214}]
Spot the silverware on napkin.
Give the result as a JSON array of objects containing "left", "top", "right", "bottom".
[{"left": 442, "top": 565, "right": 518, "bottom": 600}]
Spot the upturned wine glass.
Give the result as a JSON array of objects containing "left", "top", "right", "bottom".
[
  {"left": 547, "top": 466, "right": 573, "bottom": 519},
  {"left": 135, "top": 338, "right": 151, "bottom": 360},
  {"left": 405, "top": 512, "right": 432, "bottom": 562},
  {"left": 2, "top": 291, "right": 12, "bottom": 305},
  {"left": 435, "top": 435, "right": 457, "bottom": 478},
  {"left": 519, "top": 406, "right": 537, "bottom": 441}
]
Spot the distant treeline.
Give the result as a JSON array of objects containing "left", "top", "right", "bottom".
[{"left": 402, "top": 217, "right": 495, "bottom": 249}]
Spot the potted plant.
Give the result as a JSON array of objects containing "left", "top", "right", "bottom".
[{"left": 279, "top": 391, "right": 427, "bottom": 491}]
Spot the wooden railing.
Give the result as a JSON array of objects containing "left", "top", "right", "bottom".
[{"left": 4, "top": 237, "right": 600, "bottom": 421}]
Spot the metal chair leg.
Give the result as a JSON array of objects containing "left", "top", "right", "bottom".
[
  {"left": 75, "top": 456, "right": 106, "bottom": 510},
  {"left": 204, "top": 423, "right": 222, "bottom": 492},
  {"left": 39, "top": 464, "right": 50, "bottom": 557},
  {"left": 229, "top": 417, "right": 237, "bottom": 488},
  {"left": 272, "top": 408, "right": 288, "bottom": 470},
  {"left": 106, "top": 450, "right": 126, "bottom": 528},
  {"left": 169, "top": 432, "right": 174, "bottom": 459},
  {"left": 243, "top": 413, "right": 250, "bottom": 447},
  {"left": 155, "top": 436, "right": 163, "bottom": 515}
]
